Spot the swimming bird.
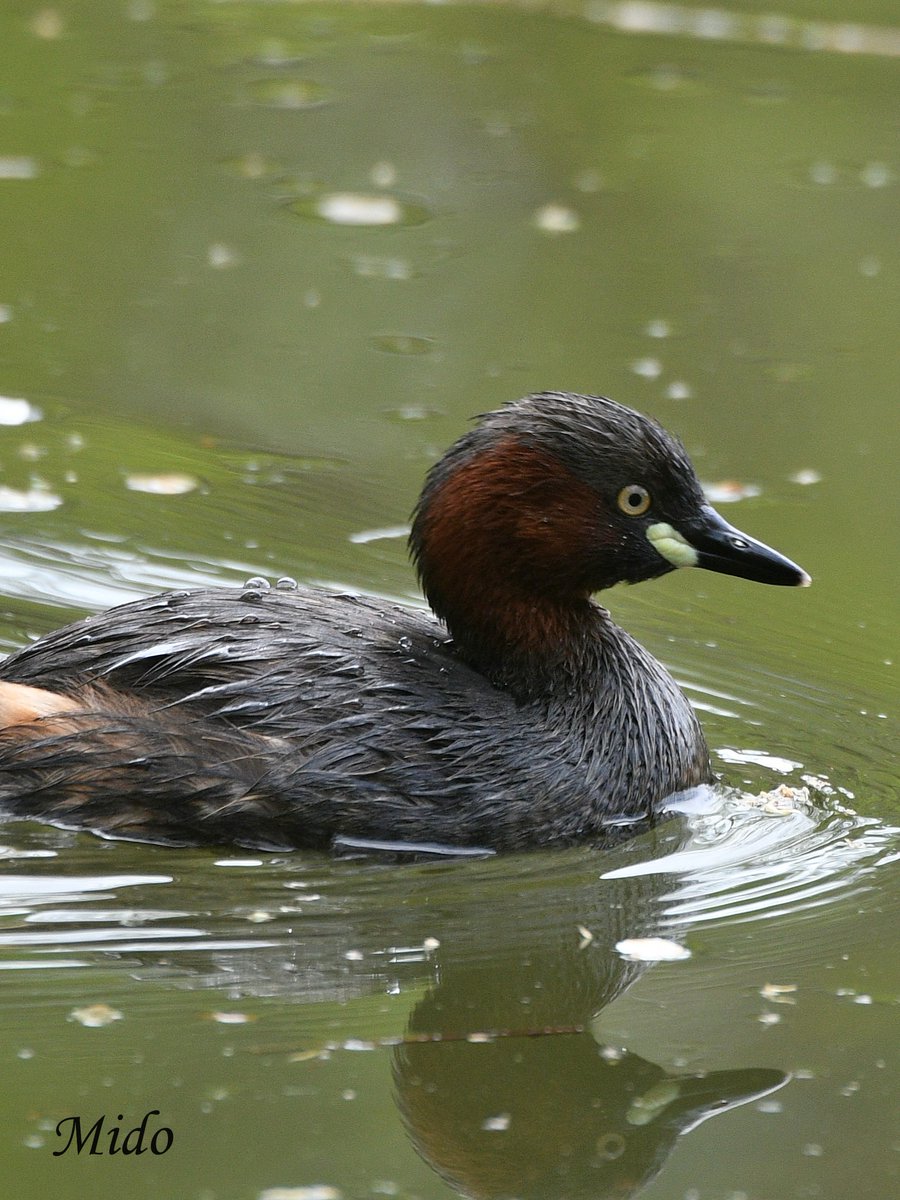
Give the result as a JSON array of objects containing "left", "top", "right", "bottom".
[{"left": 0, "top": 392, "right": 809, "bottom": 851}]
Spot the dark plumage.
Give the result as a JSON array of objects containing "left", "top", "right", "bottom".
[{"left": 0, "top": 392, "right": 809, "bottom": 851}]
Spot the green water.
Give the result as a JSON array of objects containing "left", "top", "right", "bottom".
[{"left": 0, "top": 3, "right": 897, "bottom": 1198}]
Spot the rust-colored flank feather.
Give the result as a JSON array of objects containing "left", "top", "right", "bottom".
[{"left": 0, "top": 682, "right": 78, "bottom": 728}]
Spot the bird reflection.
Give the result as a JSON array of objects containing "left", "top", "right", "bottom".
[
  {"left": 395, "top": 1027, "right": 784, "bottom": 1199},
  {"left": 392, "top": 866, "right": 786, "bottom": 1199}
]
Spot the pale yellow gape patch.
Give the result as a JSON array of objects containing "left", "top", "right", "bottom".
[{"left": 646, "top": 522, "right": 699, "bottom": 569}]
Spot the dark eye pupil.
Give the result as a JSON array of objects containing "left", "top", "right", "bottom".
[{"left": 628, "top": 492, "right": 642, "bottom": 507}]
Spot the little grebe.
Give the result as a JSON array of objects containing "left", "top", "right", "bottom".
[{"left": 0, "top": 393, "right": 809, "bottom": 851}]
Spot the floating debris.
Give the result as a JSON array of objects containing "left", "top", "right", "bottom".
[
  {"left": 290, "top": 192, "right": 430, "bottom": 228},
  {"left": 533, "top": 203, "right": 581, "bottom": 234},
  {"left": 748, "top": 783, "right": 810, "bottom": 818},
  {"left": 69, "top": 1004, "right": 123, "bottom": 1028},
  {"left": 790, "top": 468, "right": 822, "bottom": 485},
  {"left": 0, "top": 395, "right": 42, "bottom": 425},
  {"left": 702, "top": 479, "right": 761, "bottom": 503},
  {"left": 0, "top": 157, "right": 39, "bottom": 180},
  {"left": 614, "top": 937, "right": 691, "bottom": 962},
  {"left": 577, "top": 924, "right": 594, "bottom": 950},
  {"left": 258, "top": 1189, "right": 342, "bottom": 1200},
  {"left": 761, "top": 798, "right": 794, "bottom": 817},
  {"left": 631, "top": 357, "right": 662, "bottom": 379},
  {"left": 644, "top": 319, "right": 672, "bottom": 338},
  {"left": 809, "top": 160, "right": 838, "bottom": 186},
  {"left": 760, "top": 982, "right": 798, "bottom": 1004},
  {"left": 0, "top": 485, "right": 62, "bottom": 513},
  {"left": 125, "top": 472, "right": 199, "bottom": 495},
  {"left": 665, "top": 380, "right": 692, "bottom": 400},
  {"left": 30, "top": 7, "right": 66, "bottom": 39},
  {"left": 481, "top": 1113, "right": 511, "bottom": 1132},
  {"left": 208, "top": 242, "right": 239, "bottom": 268},
  {"left": 860, "top": 161, "right": 894, "bottom": 188}
]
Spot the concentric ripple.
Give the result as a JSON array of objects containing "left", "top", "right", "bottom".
[{"left": 603, "top": 784, "right": 898, "bottom": 932}]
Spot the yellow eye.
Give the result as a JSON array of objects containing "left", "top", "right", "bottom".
[{"left": 617, "top": 485, "right": 651, "bottom": 516}]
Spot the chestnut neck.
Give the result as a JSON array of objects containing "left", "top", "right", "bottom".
[{"left": 411, "top": 438, "right": 614, "bottom": 697}]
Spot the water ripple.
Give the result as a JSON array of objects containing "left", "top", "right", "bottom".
[{"left": 604, "top": 786, "right": 897, "bottom": 931}]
